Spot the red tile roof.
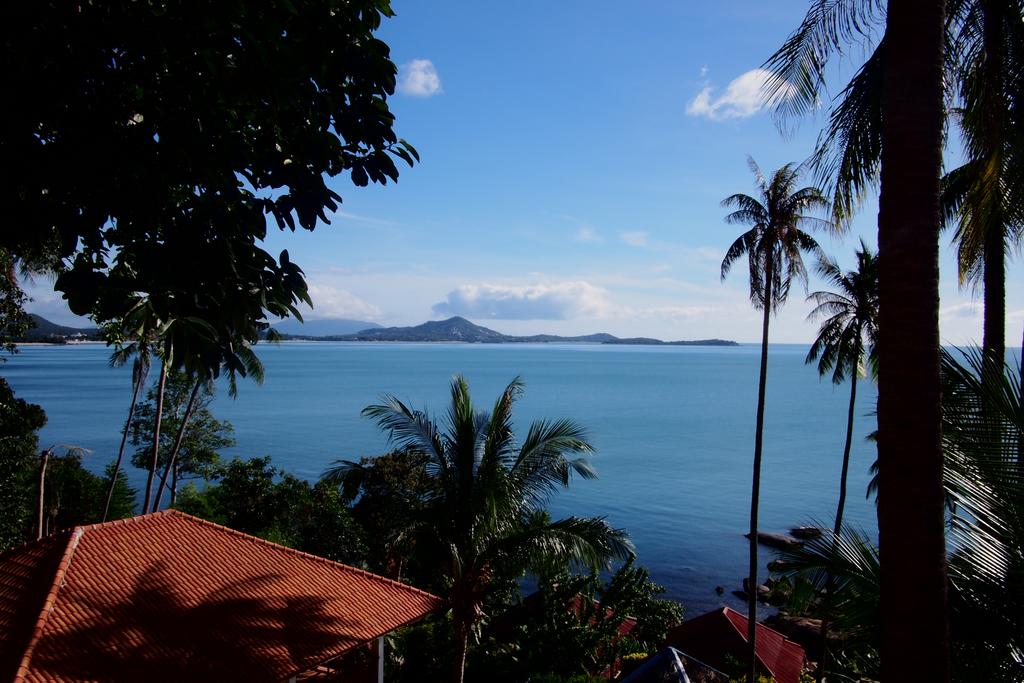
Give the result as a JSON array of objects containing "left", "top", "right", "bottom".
[
  {"left": 664, "top": 607, "right": 805, "bottom": 683},
  {"left": 0, "top": 510, "right": 442, "bottom": 682}
]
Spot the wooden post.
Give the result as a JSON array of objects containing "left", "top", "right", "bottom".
[
  {"left": 377, "top": 636, "right": 385, "bottom": 683},
  {"left": 37, "top": 448, "right": 51, "bottom": 540}
]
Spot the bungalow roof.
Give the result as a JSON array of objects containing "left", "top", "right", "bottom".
[
  {"left": 664, "top": 607, "right": 806, "bottom": 683},
  {"left": 0, "top": 510, "right": 441, "bottom": 682}
]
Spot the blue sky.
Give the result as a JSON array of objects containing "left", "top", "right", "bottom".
[{"left": 25, "top": 1, "right": 1024, "bottom": 345}]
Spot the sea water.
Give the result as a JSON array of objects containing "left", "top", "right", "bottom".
[{"left": 2, "top": 342, "right": 880, "bottom": 614}]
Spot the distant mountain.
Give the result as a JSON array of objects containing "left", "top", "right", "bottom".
[
  {"left": 271, "top": 318, "right": 381, "bottom": 337},
  {"left": 308, "top": 316, "right": 737, "bottom": 346},
  {"left": 21, "top": 314, "right": 100, "bottom": 342},
  {"left": 336, "top": 316, "right": 507, "bottom": 342}
]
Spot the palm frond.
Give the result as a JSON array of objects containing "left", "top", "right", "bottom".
[
  {"left": 362, "top": 395, "right": 447, "bottom": 468},
  {"left": 483, "top": 515, "right": 635, "bottom": 574},
  {"left": 763, "top": 0, "right": 885, "bottom": 121}
]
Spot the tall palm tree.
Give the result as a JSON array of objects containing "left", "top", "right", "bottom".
[
  {"left": 102, "top": 336, "right": 151, "bottom": 521},
  {"left": 765, "top": 2, "right": 950, "bottom": 678},
  {"left": 323, "top": 375, "right": 633, "bottom": 683},
  {"left": 109, "top": 295, "right": 267, "bottom": 514},
  {"left": 805, "top": 242, "right": 879, "bottom": 681},
  {"left": 720, "top": 159, "right": 828, "bottom": 682},
  {"left": 777, "top": 348, "right": 1024, "bottom": 682},
  {"left": 806, "top": 242, "right": 879, "bottom": 535},
  {"left": 876, "top": 5, "right": 949, "bottom": 681},
  {"left": 943, "top": 0, "right": 1024, "bottom": 372}
]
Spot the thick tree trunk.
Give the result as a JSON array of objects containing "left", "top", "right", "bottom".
[
  {"left": 877, "top": 1, "right": 950, "bottom": 681},
  {"left": 142, "top": 362, "right": 168, "bottom": 514},
  {"left": 103, "top": 366, "right": 145, "bottom": 521},
  {"left": 152, "top": 379, "right": 201, "bottom": 512},
  {"left": 747, "top": 266, "right": 773, "bottom": 683}
]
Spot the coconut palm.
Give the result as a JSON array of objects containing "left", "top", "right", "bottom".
[
  {"left": 765, "top": 3, "right": 949, "bottom": 678},
  {"left": 323, "top": 375, "right": 634, "bottom": 683},
  {"left": 107, "top": 294, "right": 267, "bottom": 514},
  {"left": 806, "top": 242, "right": 879, "bottom": 535},
  {"left": 943, "top": 0, "right": 1024, "bottom": 371},
  {"left": 804, "top": 242, "right": 879, "bottom": 681},
  {"left": 102, "top": 335, "right": 152, "bottom": 521},
  {"left": 777, "top": 348, "right": 1024, "bottom": 682},
  {"left": 720, "top": 159, "right": 828, "bottom": 682}
]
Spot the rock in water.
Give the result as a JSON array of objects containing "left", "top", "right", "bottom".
[
  {"left": 790, "top": 526, "right": 823, "bottom": 540},
  {"left": 744, "top": 531, "right": 802, "bottom": 549}
]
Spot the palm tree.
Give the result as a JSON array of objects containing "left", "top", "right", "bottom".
[
  {"left": 108, "top": 294, "right": 267, "bottom": 514},
  {"left": 322, "top": 376, "right": 634, "bottom": 683},
  {"left": 102, "top": 335, "right": 152, "bottom": 521},
  {"left": 806, "top": 242, "right": 879, "bottom": 535},
  {"left": 777, "top": 348, "right": 1024, "bottom": 682},
  {"left": 765, "top": 3, "right": 950, "bottom": 678},
  {"left": 720, "top": 159, "right": 828, "bottom": 683},
  {"left": 805, "top": 242, "right": 879, "bottom": 681},
  {"left": 875, "top": 6, "right": 949, "bottom": 680},
  {"left": 943, "top": 0, "right": 1024, "bottom": 372}
]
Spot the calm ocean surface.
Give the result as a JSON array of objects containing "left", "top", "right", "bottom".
[{"left": 2, "top": 342, "right": 880, "bottom": 615}]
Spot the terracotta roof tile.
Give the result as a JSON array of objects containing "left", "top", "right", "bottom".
[
  {"left": 0, "top": 510, "right": 441, "bottom": 682},
  {"left": 664, "top": 607, "right": 806, "bottom": 683}
]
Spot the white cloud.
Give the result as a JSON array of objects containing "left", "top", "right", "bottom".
[
  {"left": 620, "top": 231, "right": 650, "bottom": 247},
  {"left": 940, "top": 301, "right": 981, "bottom": 321},
  {"left": 686, "top": 68, "right": 795, "bottom": 121},
  {"left": 698, "top": 65, "right": 709, "bottom": 79},
  {"left": 433, "top": 282, "right": 615, "bottom": 320},
  {"left": 397, "top": 59, "right": 443, "bottom": 97},
  {"left": 333, "top": 210, "right": 399, "bottom": 226},
  {"left": 306, "top": 284, "right": 382, "bottom": 320},
  {"left": 630, "top": 304, "right": 724, "bottom": 320},
  {"left": 574, "top": 226, "right": 602, "bottom": 243}
]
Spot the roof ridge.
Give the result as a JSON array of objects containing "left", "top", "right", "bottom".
[
  {"left": 74, "top": 508, "right": 178, "bottom": 534},
  {"left": 14, "top": 528, "right": 83, "bottom": 683},
  {"left": 723, "top": 606, "right": 802, "bottom": 645},
  {"left": 157, "top": 510, "right": 442, "bottom": 604},
  {"left": 720, "top": 607, "right": 804, "bottom": 680}
]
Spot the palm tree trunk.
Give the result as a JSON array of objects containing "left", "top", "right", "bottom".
[
  {"left": 103, "top": 364, "right": 145, "bottom": 521},
  {"left": 817, "top": 366, "right": 860, "bottom": 682},
  {"left": 152, "top": 378, "right": 201, "bottom": 512},
  {"left": 36, "top": 448, "right": 51, "bottom": 540},
  {"left": 747, "top": 268, "right": 773, "bottom": 683},
  {"left": 877, "top": 1, "right": 949, "bottom": 681},
  {"left": 981, "top": 0, "right": 1006, "bottom": 375},
  {"left": 452, "top": 615, "right": 469, "bottom": 683},
  {"left": 981, "top": 192, "right": 1006, "bottom": 371},
  {"left": 142, "top": 361, "right": 168, "bottom": 514},
  {"left": 835, "top": 369, "right": 859, "bottom": 535},
  {"left": 171, "top": 462, "right": 179, "bottom": 507}
]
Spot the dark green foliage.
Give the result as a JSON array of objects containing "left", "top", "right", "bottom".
[
  {"left": 0, "top": 381, "right": 133, "bottom": 545},
  {"left": 0, "top": 378, "right": 45, "bottom": 550},
  {"left": 332, "top": 447, "right": 433, "bottom": 578},
  {"left": 176, "top": 456, "right": 366, "bottom": 564},
  {"left": 2, "top": 0, "right": 417, "bottom": 381},
  {"left": 128, "top": 371, "right": 234, "bottom": 504},
  {"left": 477, "top": 561, "right": 682, "bottom": 682},
  {"left": 387, "top": 617, "right": 457, "bottom": 683},
  {"left": 0, "top": 251, "right": 33, "bottom": 358},
  {"left": 41, "top": 456, "right": 137, "bottom": 535}
]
